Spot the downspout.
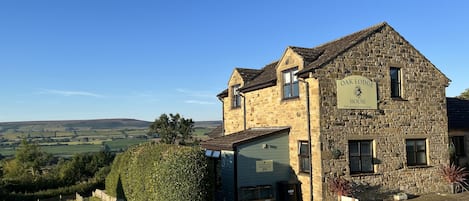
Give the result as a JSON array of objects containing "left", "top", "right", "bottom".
[
  {"left": 239, "top": 92, "right": 247, "bottom": 130},
  {"left": 298, "top": 77, "right": 313, "bottom": 201},
  {"left": 217, "top": 96, "right": 225, "bottom": 136}
]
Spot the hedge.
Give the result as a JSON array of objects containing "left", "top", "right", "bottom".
[
  {"left": 0, "top": 180, "right": 103, "bottom": 201},
  {"left": 105, "top": 142, "right": 211, "bottom": 201}
]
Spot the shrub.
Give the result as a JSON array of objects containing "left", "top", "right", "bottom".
[
  {"left": 105, "top": 142, "right": 210, "bottom": 201},
  {"left": 1, "top": 180, "right": 102, "bottom": 201},
  {"left": 328, "top": 177, "right": 353, "bottom": 197},
  {"left": 440, "top": 163, "right": 469, "bottom": 185}
]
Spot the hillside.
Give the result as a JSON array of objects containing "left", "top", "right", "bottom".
[
  {"left": 0, "top": 119, "right": 222, "bottom": 133},
  {"left": 0, "top": 119, "right": 222, "bottom": 157}
]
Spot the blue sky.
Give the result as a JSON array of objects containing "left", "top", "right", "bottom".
[{"left": 0, "top": 0, "right": 468, "bottom": 122}]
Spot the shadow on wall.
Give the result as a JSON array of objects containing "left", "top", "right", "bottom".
[
  {"left": 351, "top": 183, "right": 418, "bottom": 201},
  {"left": 236, "top": 154, "right": 303, "bottom": 201},
  {"left": 116, "top": 175, "right": 127, "bottom": 201}
]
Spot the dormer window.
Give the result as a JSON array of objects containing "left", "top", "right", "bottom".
[
  {"left": 232, "top": 84, "right": 241, "bottom": 108},
  {"left": 283, "top": 68, "right": 299, "bottom": 99}
]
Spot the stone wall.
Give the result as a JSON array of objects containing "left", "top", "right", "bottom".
[
  {"left": 224, "top": 69, "right": 245, "bottom": 133},
  {"left": 315, "top": 25, "right": 449, "bottom": 200}
]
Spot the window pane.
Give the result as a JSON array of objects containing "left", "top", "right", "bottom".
[
  {"left": 292, "top": 69, "right": 299, "bottom": 82},
  {"left": 299, "top": 142, "right": 308, "bottom": 155},
  {"left": 205, "top": 150, "right": 213, "bottom": 157},
  {"left": 350, "top": 157, "right": 360, "bottom": 172},
  {"left": 407, "top": 152, "right": 415, "bottom": 165},
  {"left": 416, "top": 140, "right": 426, "bottom": 151},
  {"left": 361, "top": 157, "right": 373, "bottom": 172},
  {"left": 360, "top": 141, "right": 371, "bottom": 155},
  {"left": 349, "top": 142, "right": 359, "bottom": 155},
  {"left": 453, "top": 136, "right": 465, "bottom": 156},
  {"left": 212, "top": 151, "right": 220, "bottom": 158},
  {"left": 390, "top": 67, "right": 401, "bottom": 97},
  {"left": 406, "top": 141, "right": 414, "bottom": 151},
  {"left": 283, "top": 72, "right": 291, "bottom": 84},
  {"left": 284, "top": 83, "right": 291, "bottom": 98},
  {"left": 292, "top": 82, "right": 299, "bottom": 97},
  {"left": 416, "top": 152, "right": 427, "bottom": 164},
  {"left": 300, "top": 157, "right": 310, "bottom": 172},
  {"left": 390, "top": 68, "right": 399, "bottom": 80},
  {"left": 391, "top": 82, "right": 400, "bottom": 97}
]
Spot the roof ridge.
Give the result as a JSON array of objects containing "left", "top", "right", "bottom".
[
  {"left": 297, "top": 22, "right": 388, "bottom": 76},
  {"left": 312, "top": 22, "right": 387, "bottom": 50}
]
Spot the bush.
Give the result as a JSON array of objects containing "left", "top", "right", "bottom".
[
  {"left": 105, "top": 142, "right": 210, "bottom": 201},
  {"left": 328, "top": 177, "right": 353, "bottom": 197},
  {"left": 0, "top": 180, "right": 102, "bottom": 201},
  {"left": 440, "top": 163, "right": 469, "bottom": 185}
]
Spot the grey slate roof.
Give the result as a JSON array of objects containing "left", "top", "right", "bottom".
[
  {"left": 447, "top": 97, "right": 469, "bottom": 130},
  {"left": 236, "top": 68, "right": 262, "bottom": 83},
  {"left": 239, "top": 61, "right": 279, "bottom": 92},
  {"left": 200, "top": 127, "right": 290, "bottom": 151},
  {"left": 217, "top": 22, "right": 448, "bottom": 97},
  {"left": 217, "top": 22, "right": 387, "bottom": 97},
  {"left": 297, "top": 22, "right": 387, "bottom": 76}
]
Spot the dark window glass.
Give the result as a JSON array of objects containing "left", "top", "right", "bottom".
[
  {"left": 349, "top": 140, "right": 373, "bottom": 174},
  {"left": 390, "top": 67, "right": 401, "bottom": 98},
  {"left": 232, "top": 85, "right": 241, "bottom": 108},
  {"left": 299, "top": 141, "right": 310, "bottom": 173},
  {"left": 283, "top": 68, "right": 299, "bottom": 99},
  {"left": 451, "top": 136, "right": 465, "bottom": 156},
  {"left": 406, "top": 139, "right": 427, "bottom": 166}
]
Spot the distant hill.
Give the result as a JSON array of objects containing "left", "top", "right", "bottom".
[{"left": 0, "top": 119, "right": 222, "bottom": 133}]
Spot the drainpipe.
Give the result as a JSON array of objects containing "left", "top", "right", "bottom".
[
  {"left": 298, "top": 78, "right": 313, "bottom": 201},
  {"left": 217, "top": 96, "right": 225, "bottom": 136},
  {"left": 239, "top": 92, "right": 247, "bottom": 130}
]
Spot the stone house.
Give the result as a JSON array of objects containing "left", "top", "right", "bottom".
[{"left": 202, "top": 22, "right": 451, "bottom": 201}]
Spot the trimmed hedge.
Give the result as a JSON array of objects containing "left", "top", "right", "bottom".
[
  {"left": 0, "top": 180, "right": 102, "bottom": 201},
  {"left": 105, "top": 142, "right": 211, "bottom": 201}
]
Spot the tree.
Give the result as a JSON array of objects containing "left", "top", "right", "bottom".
[
  {"left": 148, "top": 113, "right": 194, "bottom": 144},
  {"left": 457, "top": 88, "right": 469, "bottom": 100},
  {"left": 3, "top": 139, "right": 52, "bottom": 179}
]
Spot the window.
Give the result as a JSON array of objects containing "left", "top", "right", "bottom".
[
  {"left": 349, "top": 140, "right": 374, "bottom": 174},
  {"left": 390, "top": 67, "right": 401, "bottom": 98},
  {"left": 451, "top": 136, "right": 465, "bottom": 156},
  {"left": 298, "top": 141, "right": 310, "bottom": 173},
  {"left": 232, "top": 84, "right": 241, "bottom": 108},
  {"left": 283, "top": 68, "right": 299, "bottom": 99},
  {"left": 406, "top": 139, "right": 427, "bottom": 166}
]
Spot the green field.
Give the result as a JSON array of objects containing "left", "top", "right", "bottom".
[
  {"left": 0, "top": 138, "right": 149, "bottom": 157},
  {"left": 0, "top": 119, "right": 221, "bottom": 157}
]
